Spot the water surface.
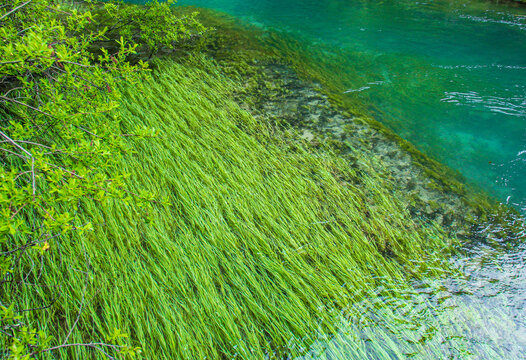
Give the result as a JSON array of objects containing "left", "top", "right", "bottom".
[
  {"left": 168, "top": 0, "right": 526, "bottom": 213},
  {"left": 129, "top": 0, "right": 526, "bottom": 357}
]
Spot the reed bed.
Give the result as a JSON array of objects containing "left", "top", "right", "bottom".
[{"left": 18, "top": 55, "right": 471, "bottom": 359}]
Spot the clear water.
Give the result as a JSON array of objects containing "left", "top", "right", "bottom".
[
  {"left": 297, "top": 228, "right": 526, "bottom": 359},
  {"left": 164, "top": 0, "right": 526, "bottom": 213},
  {"left": 129, "top": 0, "right": 526, "bottom": 358}
]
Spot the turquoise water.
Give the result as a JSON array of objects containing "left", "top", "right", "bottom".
[
  {"left": 163, "top": 1, "right": 525, "bottom": 358},
  {"left": 167, "top": 0, "right": 526, "bottom": 213},
  {"left": 129, "top": 0, "right": 526, "bottom": 358}
]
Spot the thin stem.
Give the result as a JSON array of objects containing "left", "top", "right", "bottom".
[
  {"left": 0, "top": 139, "right": 52, "bottom": 149},
  {"left": 0, "top": 0, "right": 32, "bottom": 22},
  {"left": 0, "top": 147, "right": 28, "bottom": 159},
  {"left": 32, "top": 342, "right": 122, "bottom": 358},
  {"left": 31, "top": 157, "right": 36, "bottom": 200},
  {"left": 62, "top": 272, "right": 88, "bottom": 345},
  {"left": 0, "top": 95, "right": 54, "bottom": 120},
  {"left": 0, "top": 130, "right": 33, "bottom": 158}
]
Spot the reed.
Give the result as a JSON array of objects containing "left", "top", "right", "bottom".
[{"left": 17, "top": 55, "right": 462, "bottom": 359}]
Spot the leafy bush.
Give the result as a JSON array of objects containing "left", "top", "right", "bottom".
[{"left": 0, "top": 0, "right": 204, "bottom": 358}]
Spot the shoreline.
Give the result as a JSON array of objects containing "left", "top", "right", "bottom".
[
  {"left": 7, "top": 2, "right": 525, "bottom": 358},
  {"left": 189, "top": 6, "right": 523, "bottom": 241}
]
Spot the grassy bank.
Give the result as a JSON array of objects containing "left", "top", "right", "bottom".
[
  {"left": 192, "top": 7, "right": 524, "bottom": 235},
  {"left": 16, "top": 54, "right": 461, "bottom": 359},
  {"left": 5, "top": 2, "right": 523, "bottom": 359}
]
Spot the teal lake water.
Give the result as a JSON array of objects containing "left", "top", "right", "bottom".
[
  {"left": 166, "top": 0, "right": 526, "bottom": 213},
  {"left": 129, "top": 0, "right": 526, "bottom": 358}
]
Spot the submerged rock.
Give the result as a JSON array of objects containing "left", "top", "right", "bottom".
[{"left": 229, "top": 61, "right": 518, "bottom": 238}]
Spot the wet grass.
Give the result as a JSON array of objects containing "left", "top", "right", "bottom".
[
  {"left": 18, "top": 55, "right": 459, "bottom": 359},
  {"left": 194, "top": 6, "right": 523, "bottom": 230}
]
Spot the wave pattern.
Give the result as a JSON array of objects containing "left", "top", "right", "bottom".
[{"left": 441, "top": 91, "right": 526, "bottom": 117}]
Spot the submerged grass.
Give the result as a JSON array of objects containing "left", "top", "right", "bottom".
[
  {"left": 7, "top": 4, "right": 523, "bottom": 358},
  {"left": 18, "top": 55, "right": 460, "bottom": 358},
  {"left": 193, "top": 8, "right": 503, "bottom": 208},
  {"left": 193, "top": 6, "right": 525, "bottom": 239}
]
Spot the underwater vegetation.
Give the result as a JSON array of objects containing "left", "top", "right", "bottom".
[
  {"left": 2, "top": 0, "right": 525, "bottom": 359},
  {"left": 18, "top": 54, "right": 460, "bottom": 359}
]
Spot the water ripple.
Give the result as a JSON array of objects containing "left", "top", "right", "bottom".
[
  {"left": 456, "top": 12, "right": 526, "bottom": 31},
  {"left": 440, "top": 91, "right": 526, "bottom": 117},
  {"left": 433, "top": 64, "right": 526, "bottom": 70}
]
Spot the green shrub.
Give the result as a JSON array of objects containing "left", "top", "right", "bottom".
[{"left": 0, "top": 0, "right": 204, "bottom": 358}]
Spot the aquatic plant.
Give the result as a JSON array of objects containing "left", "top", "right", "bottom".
[
  {"left": 194, "top": 7, "right": 524, "bottom": 232},
  {"left": 2, "top": 1, "right": 522, "bottom": 359},
  {"left": 17, "top": 53, "right": 463, "bottom": 358}
]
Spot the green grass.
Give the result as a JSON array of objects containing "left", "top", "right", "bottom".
[
  {"left": 8, "top": 5, "right": 522, "bottom": 358},
  {"left": 17, "top": 55, "right": 463, "bottom": 359},
  {"left": 193, "top": 6, "right": 521, "bottom": 229}
]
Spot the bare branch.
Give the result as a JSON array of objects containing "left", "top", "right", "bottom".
[
  {"left": 74, "top": 125, "right": 104, "bottom": 139},
  {"left": 0, "top": 95, "right": 54, "bottom": 120},
  {"left": 0, "top": 130, "right": 33, "bottom": 158},
  {"left": 0, "top": 240, "right": 36, "bottom": 256},
  {"left": 0, "top": 130, "right": 37, "bottom": 196},
  {"left": 3, "top": 87, "right": 24, "bottom": 98},
  {"left": 0, "top": 0, "right": 32, "bottom": 22},
  {"left": 44, "top": 5, "right": 72, "bottom": 16},
  {"left": 17, "top": 25, "right": 35, "bottom": 36},
  {"left": 18, "top": 296, "right": 58, "bottom": 313},
  {"left": 0, "top": 146, "right": 28, "bottom": 159},
  {"left": 62, "top": 270, "right": 89, "bottom": 345},
  {"left": 14, "top": 170, "right": 31, "bottom": 181},
  {"left": 51, "top": 65, "right": 104, "bottom": 91},
  {"left": 0, "top": 60, "right": 23, "bottom": 65},
  {"left": 0, "top": 139, "right": 52, "bottom": 149},
  {"left": 31, "top": 157, "right": 36, "bottom": 200},
  {"left": 10, "top": 203, "right": 28, "bottom": 219},
  {"left": 32, "top": 342, "right": 122, "bottom": 359},
  {"left": 43, "top": 162, "right": 85, "bottom": 179},
  {"left": 59, "top": 60, "right": 96, "bottom": 69}
]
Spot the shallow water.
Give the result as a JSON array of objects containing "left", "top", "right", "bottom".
[
  {"left": 164, "top": 0, "right": 526, "bottom": 213},
  {"left": 129, "top": 0, "right": 526, "bottom": 357},
  {"left": 298, "top": 225, "right": 526, "bottom": 359}
]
